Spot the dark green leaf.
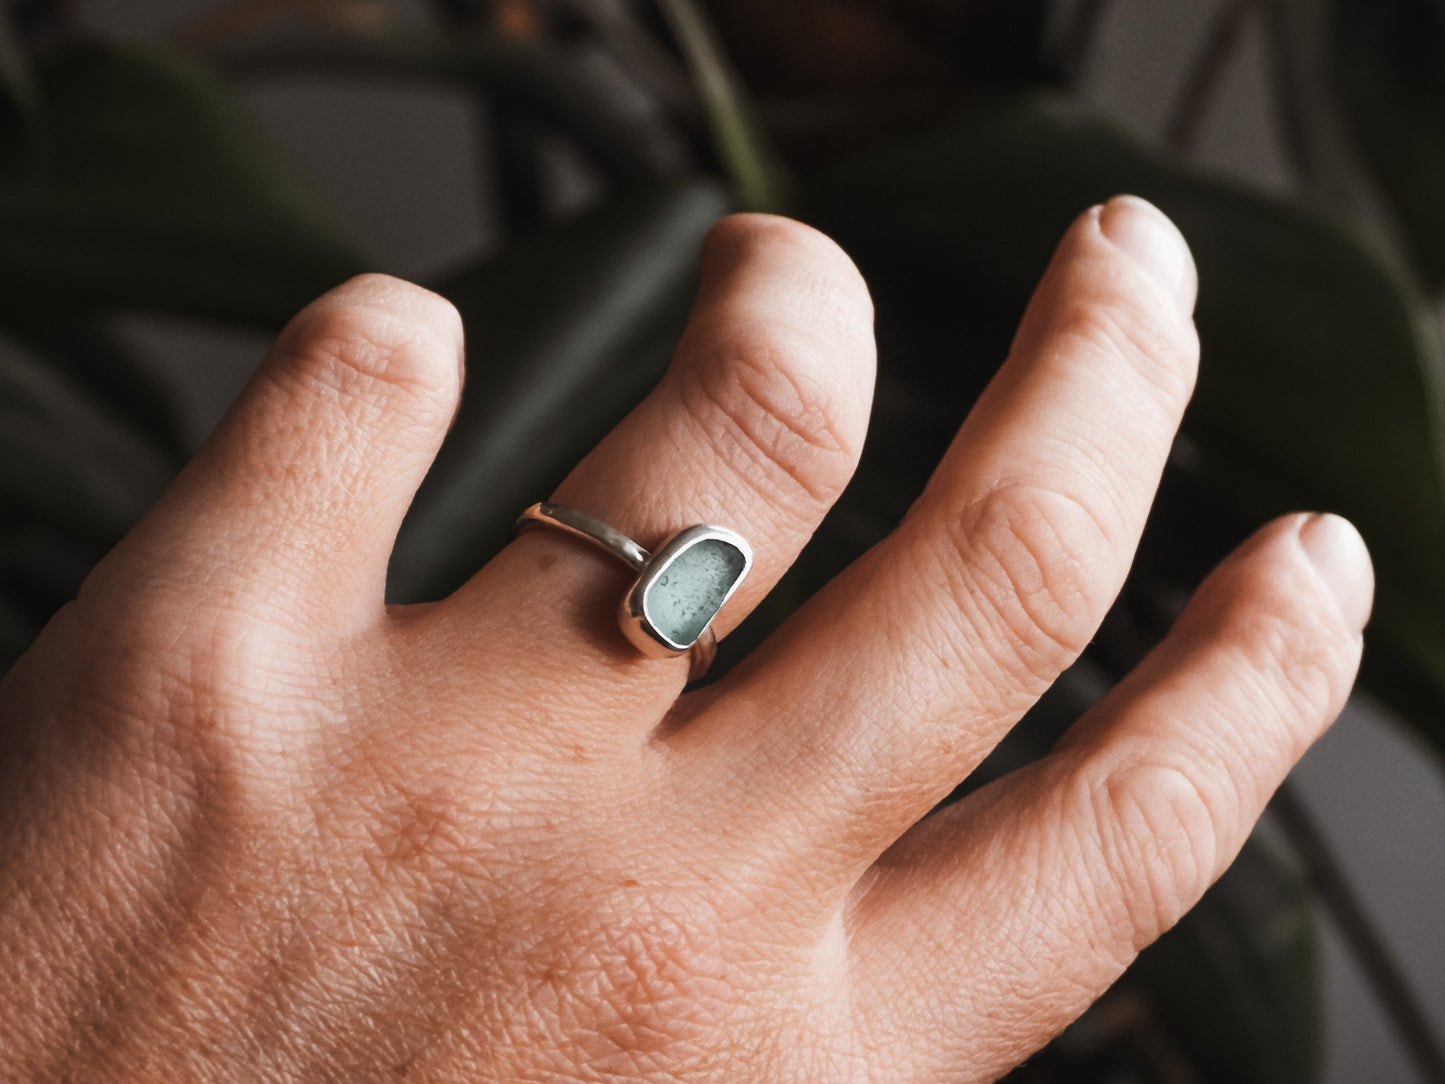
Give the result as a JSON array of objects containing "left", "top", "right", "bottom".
[
  {"left": 0, "top": 521, "right": 113, "bottom": 674},
  {"left": 0, "top": 331, "right": 177, "bottom": 672},
  {"left": 211, "top": 32, "right": 675, "bottom": 191},
  {"left": 387, "top": 178, "right": 730, "bottom": 602},
  {"left": 0, "top": 331, "right": 174, "bottom": 542},
  {"left": 802, "top": 94, "right": 1445, "bottom": 756},
  {"left": 0, "top": 12, "right": 38, "bottom": 171},
  {"left": 1261, "top": 0, "right": 1370, "bottom": 210},
  {"left": 0, "top": 40, "right": 364, "bottom": 327},
  {"left": 1129, "top": 834, "right": 1321, "bottom": 1083},
  {"left": 0, "top": 306, "right": 187, "bottom": 456},
  {"left": 1331, "top": 0, "right": 1445, "bottom": 288},
  {"left": 0, "top": 583, "right": 41, "bottom": 673}
]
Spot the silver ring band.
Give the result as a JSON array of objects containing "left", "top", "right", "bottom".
[
  {"left": 516, "top": 502, "right": 650, "bottom": 571},
  {"left": 514, "top": 502, "right": 752, "bottom": 682}
]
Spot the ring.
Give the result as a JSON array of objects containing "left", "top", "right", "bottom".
[{"left": 514, "top": 502, "right": 753, "bottom": 681}]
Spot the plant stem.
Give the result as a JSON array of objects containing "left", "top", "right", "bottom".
[
  {"left": 1269, "top": 780, "right": 1445, "bottom": 1084},
  {"left": 1162, "top": 0, "right": 1252, "bottom": 154},
  {"left": 653, "top": 0, "right": 790, "bottom": 213}
]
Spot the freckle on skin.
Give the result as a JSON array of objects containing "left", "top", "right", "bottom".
[{"left": 537, "top": 553, "right": 558, "bottom": 572}]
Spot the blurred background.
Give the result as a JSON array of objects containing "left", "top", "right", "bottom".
[{"left": 2, "top": 0, "right": 1444, "bottom": 1079}]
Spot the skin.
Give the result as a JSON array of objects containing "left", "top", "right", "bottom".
[{"left": 0, "top": 196, "right": 1372, "bottom": 1082}]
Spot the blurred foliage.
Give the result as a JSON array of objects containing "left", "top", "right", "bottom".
[
  {"left": 803, "top": 94, "right": 1445, "bottom": 754},
  {"left": 0, "top": 15, "right": 36, "bottom": 170},
  {"left": 1331, "top": 0, "right": 1445, "bottom": 288},
  {"left": 0, "top": 41, "right": 362, "bottom": 323},
  {"left": 1, "top": 0, "right": 1443, "bottom": 1079}
]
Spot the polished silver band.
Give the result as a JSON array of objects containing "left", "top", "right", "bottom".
[
  {"left": 515, "top": 502, "right": 650, "bottom": 572},
  {"left": 514, "top": 502, "right": 752, "bottom": 682}
]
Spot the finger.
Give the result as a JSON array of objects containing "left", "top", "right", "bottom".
[
  {"left": 673, "top": 196, "right": 1200, "bottom": 884},
  {"left": 102, "top": 275, "right": 464, "bottom": 632},
  {"left": 847, "top": 513, "right": 1371, "bottom": 1082},
  {"left": 433, "top": 214, "right": 875, "bottom": 727}
]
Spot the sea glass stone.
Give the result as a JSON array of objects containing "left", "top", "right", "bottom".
[{"left": 641, "top": 536, "right": 748, "bottom": 648}]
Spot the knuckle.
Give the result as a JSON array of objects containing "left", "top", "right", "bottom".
[
  {"left": 684, "top": 330, "right": 862, "bottom": 508},
  {"left": 57, "top": 588, "right": 309, "bottom": 802},
  {"left": 1074, "top": 755, "right": 1223, "bottom": 951},
  {"left": 274, "top": 274, "right": 462, "bottom": 423},
  {"left": 167, "top": 607, "right": 320, "bottom": 756},
  {"left": 940, "top": 485, "right": 1117, "bottom": 686},
  {"left": 704, "top": 214, "right": 875, "bottom": 344},
  {"left": 1222, "top": 568, "right": 1358, "bottom": 740},
  {"left": 1047, "top": 291, "right": 1198, "bottom": 410}
]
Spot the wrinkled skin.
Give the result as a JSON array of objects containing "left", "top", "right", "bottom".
[{"left": 0, "top": 198, "right": 1370, "bottom": 1082}]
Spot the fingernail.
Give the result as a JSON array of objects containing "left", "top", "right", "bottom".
[
  {"left": 1098, "top": 195, "right": 1198, "bottom": 316},
  {"left": 1299, "top": 513, "right": 1374, "bottom": 633}
]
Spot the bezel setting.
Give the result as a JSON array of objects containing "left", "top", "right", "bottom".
[{"left": 618, "top": 524, "right": 753, "bottom": 657}]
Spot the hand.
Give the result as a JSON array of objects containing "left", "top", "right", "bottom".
[{"left": 0, "top": 197, "right": 1370, "bottom": 1082}]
